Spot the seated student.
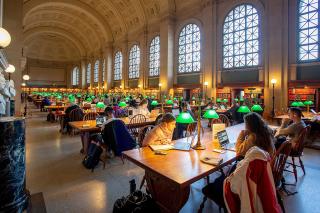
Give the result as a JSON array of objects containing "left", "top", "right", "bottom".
[
  {"left": 101, "top": 106, "right": 116, "bottom": 130},
  {"left": 142, "top": 113, "right": 176, "bottom": 146},
  {"left": 173, "top": 102, "right": 197, "bottom": 140},
  {"left": 235, "top": 112, "right": 275, "bottom": 157},
  {"left": 63, "top": 102, "right": 83, "bottom": 132},
  {"left": 226, "top": 100, "right": 240, "bottom": 124},
  {"left": 40, "top": 96, "right": 51, "bottom": 111},
  {"left": 275, "top": 107, "right": 306, "bottom": 148},
  {"left": 135, "top": 99, "right": 150, "bottom": 117}
]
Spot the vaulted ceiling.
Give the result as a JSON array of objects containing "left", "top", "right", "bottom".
[{"left": 23, "top": 0, "right": 196, "bottom": 62}]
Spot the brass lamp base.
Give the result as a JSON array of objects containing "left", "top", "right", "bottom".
[{"left": 192, "top": 144, "right": 206, "bottom": 150}]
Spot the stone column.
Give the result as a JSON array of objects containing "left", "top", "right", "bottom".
[
  {"left": 3, "top": 0, "right": 23, "bottom": 115},
  {"left": 140, "top": 26, "right": 148, "bottom": 88},
  {"left": 122, "top": 35, "right": 129, "bottom": 89},
  {"left": 0, "top": 117, "right": 29, "bottom": 212},
  {"left": 98, "top": 50, "right": 104, "bottom": 90},
  {"left": 159, "top": 14, "right": 175, "bottom": 94},
  {"left": 104, "top": 43, "right": 113, "bottom": 91},
  {"left": 264, "top": 0, "right": 289, "bottom": 114},
  {"left": 201, "top": 0, "right": 214, "bottom": 99}
]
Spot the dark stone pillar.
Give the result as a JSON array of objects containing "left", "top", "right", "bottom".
[{"left": 0, "top": 117, "right": 29, "bottom": 212}]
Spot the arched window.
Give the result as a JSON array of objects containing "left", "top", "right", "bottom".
[
  {"left": 178, "top": 23, "right": 201, "bottom": 73},
  {"left": 102, "top": 59, "right": 106, "bottom": 82},
  {"left": 94, "top": 60, "right": 99, "bottom": 83},
  {"left": 223, "top": 4, "right": 260, "bottom": 69},
  {"left": 72, "top": 67, "right": 79, "bottom": 86},
  {"left": 86, "top": 63, "right": 91, "bottom": 84},
  {"left": 114, "top": 51, "right": 122, "bottom": 80},
  {"left": 149, "top": 36, "right": 160, "bottom": 77},
  {"left": 128, "top": 45, "right": 140, "bottom": 79},
  {"left": 298, "top": 0, "right": 319, "bottom": 62}
]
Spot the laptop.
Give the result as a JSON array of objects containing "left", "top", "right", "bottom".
[
  {"left": 217, "top": 130, "right": 235, "bottom": 151},
  {"left": 96, "top": 116, "right": 106, "bottom": 126},
  {"left": 172, "top": 108, "right": 180, "bottom": 117},
  {"left": 173, "top": 139, "right": 192, "bottom": 151}
]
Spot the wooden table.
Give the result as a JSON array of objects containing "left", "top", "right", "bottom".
[
  {"left": 44, "top": 105, "right": 66, "bottom": 110},
  {"left": 123, "top": 124, "right": 242, "bottom": 213},
  {"left": 273, "top": 112, "right": 315, "bottom": 125},
  {"left": 69, "top": 117, "right": 157, "bottom": 154}
]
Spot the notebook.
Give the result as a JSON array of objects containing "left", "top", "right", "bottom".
[
  {"left": 217, "top": 130, "right": 236, "bottom": 151},
  {"left": 200, "top": 156, "right": 223, "bottom": 166},
  {"left": 149, "top": 140, "right": 192, "bottom": 151}
]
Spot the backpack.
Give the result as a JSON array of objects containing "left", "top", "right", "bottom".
[
  {"left": 46, "top": 112, "right": 55, "bottom": 122},
  {"left": 82, "top": 140, "right": 103, "bottom": 172}
]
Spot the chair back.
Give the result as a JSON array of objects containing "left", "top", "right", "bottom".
[
  {"left": 155, "top": 114, "right": 163, "bottom": 125},
  {"left": 128, "top": 114, "right": 147, "bottom": 138},
  {"left": 271, "top": 141, "right": 292, "bottom": 188},
  {"left": 83, "top": 112, "right": 99, "bottom": 121},
  {"left": 219, "top": 114, "right": 231, "bottom": 127},
  {"left": 291, "top": 125, "right": 311, "bottom": 156},
  {"left": 69, "top": 108, "right": 84, "bottom": 122},
  {"left": 138, "top": 125, "right": 155, "bottom": 147}
]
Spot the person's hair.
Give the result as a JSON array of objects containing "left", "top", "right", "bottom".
[
  {"left": 104, "top": 106, "right": 114, "bottom": 115},
  {"left": 244, "top": 112, "right": 273, "bottom": 153},
  {"left": 139, "top": 99, "right": 148, "bottom": 106},
  {"left": 161, "top": 113, "right": 176, "bottom": 123},
  {"left": 289, "top": 107, "right": 302, "bottom": 118}
]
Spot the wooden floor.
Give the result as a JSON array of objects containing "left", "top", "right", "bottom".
[{"left": 25, "top": 106, "right": 320, "bottom": 213}]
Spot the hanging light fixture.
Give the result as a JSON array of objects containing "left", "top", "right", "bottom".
[
  {"left": 5, "top": 64, "right": 15, "bottom": 73},
  {"left": 23, "top": 74, "right": 30, "bottom": 81},
  {"left": 0, "top": 27, "right": 11, "bottom": 48}
]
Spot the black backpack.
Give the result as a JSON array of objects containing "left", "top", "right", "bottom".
[
  {"left": 82, "top": 140, "right": 103, "bottom": 172},
  {"left": 46, "top": 112, "right": 55, "bottom": 122}
]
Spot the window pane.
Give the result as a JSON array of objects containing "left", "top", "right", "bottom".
[
  {"left": 128, "top": 45, "right": 140, "bottom": 79},
  {"left": 94, "top": 60, "right": 99, "bottom": 83},
  {"left": 298, "top": 0, "right": 320, "bottom": 62},
  {"left": 178, "top": 24, "right": 201, "bottom": 73},
  {"left": 149, "top": 36, "right": 160, "bottom": 77},
  {"left": 86, "top": 63, "right": 91, "bottom": 84},
  {"left": 223, "top": 4, "right": 260, "bottom": 69},
  {"left": 72, "top": 67, "right": 79, "bottom": 86},
  {"left": 114, "top": 52, "right": 123, "bottom": 80}
]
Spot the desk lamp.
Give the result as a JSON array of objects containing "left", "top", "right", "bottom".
[
  {"left": 251, "top": 104, "right": 263, "bottom": 112},
  {"left": 151, "top": 100, "right": 159, "bottom": 106},
  {"left": 237, "top": 105, "right": 251, "bottom": 114},
  {"left": 166, "top": 100, "right": 174, "bottom": 105},
  {"left": 176, "top": 112, "right": 195, "bottom": 124},
  {"left": 216, "top": 98, "right": 221, "bottom": 103},
  {"left": 203, "top": 109, "right": 219, "bottom": 119},
  {"left": 96, "top": 102, "right": 105, "bottom": 109},
  {"left": 119, "top": 101, "right": 127, "bottom": 108},
  {"left": 304, "top": 100, "right": 314, "bottom": 112}
]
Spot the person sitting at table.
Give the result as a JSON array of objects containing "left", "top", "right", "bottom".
[
  {"left": 101, "top": 106, "right": 117, "bottom": 130},
  {"left": 226, "top": 100, "right": 240, "bottom": 124},
  {"left": 235, "top": 112, "right": 275, "bottom": 157},
  {"left": 63, "top": 102, "right": 83, "bottom": 133},
  {"left": 40, "top": 96, "right": 51, "bottom": 111},
  {"left": 135, "top": 99, "right": 150, "bottom": 117},
  {"left": 142, "top": 113, "right": 176, "bottom": 146},
  {"left": 274, "top": 107, "right": 306, "bottom": 149},
  {"left": 173, "top": 102, "right": 197, "bottom": 140}
]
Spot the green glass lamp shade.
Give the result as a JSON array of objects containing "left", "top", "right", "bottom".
[
  {"left": 222, "top": 99, "right": 228, "bottom": 103},
  {"left": 234, "top": 98, "right": 239, "bottom": 102},
  {"left": 179, "top": 97, "right": 183, "bottom": 101},
  {"left": 240, "top": 98, "right": 244, "bottom": 102},
  {"left": 96, "top": 102, "right": 105, "bottom": 109},
  {"left": 237, "top": 105, "right": 251, "bottom": 113},
  {"left": 176, "top": 112, "right": 195, "bottom": 124},
  {"left": 77, "top": 94, "right": 82, "bottom": 98},
  {"left": 166, "top": 100, "right": 174, "bottom": 105},
  {"left": 86, "top": 98, "right": 92, "bottom": 102},
  {"left": 151, "top": 100, "right": 159, "bottom": 106},
  {"left": 291, "top": 101, "right": 299, "bottom": 107},
  {"left": 192, "top": 96, "right": 196, "bottom": 100},
  {"left": 125, "top": 97, "right": 130, "bottom": 101},
  {"left": 216, "top": 98, "right": 221, "bottom": 103},
  {"left": 91, "top": 96, "right": 95, "bottom": 99},
  {"left": 173, "top": 97, "right": 177, "bottom": 101},
  {"left": 251, "top": 104, "right": 263, "bottom": 112},
  {"left": 203, "top": 109, "right": 219, "bottom": 119},
  {"left": 151, "top": 95, "right": 155, "bottom": 99},
  {"left": 119, "top": 101, "right": 127, "bottom": 107},
  {"left": 304, "top": 100, "right": 314, "bottom": 106},
  {"left": 297, "top": 101, "right": 305, "bottom": 107},
  {"left": 163, "top": 95, "right": 167, "bottom": 99},
  {"left": 57, "top": 95, "right": 62, "bottom": 99}
]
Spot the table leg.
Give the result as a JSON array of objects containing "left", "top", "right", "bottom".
[
  {"left": 80, "top": 132, "right": 90, "bottom": 154},
  {"left": 145, "top": 170, "right": 190, "bottom": 213}
]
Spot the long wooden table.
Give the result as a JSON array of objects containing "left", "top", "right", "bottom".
[
  {"left": 122, "top": 124, "right": 245, "bottom": 213},
  {"left": 69, "top": 117, "right": 157, "bottom": 154}
]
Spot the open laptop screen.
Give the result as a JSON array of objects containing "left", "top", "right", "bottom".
[{"left": 217, "top": 130, "right": 229, "bottom": 146}]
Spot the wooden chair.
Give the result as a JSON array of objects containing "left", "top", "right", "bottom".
[
  {"left": 218, "top": 114, "right": 231, "bottom": 127},
  {"left": 286, "top": 125, "right": 311, "bottom": 182},
  {"left": 137, "top": 125, "right": 155, "bottom": 147},
  {"left": 83, "top": 112, "right": 99, "bottom": 121},
  {"left": 68, "top": 108, "right": 84, "bottom": 135},
  {"left": 271, "top": 141, "right": 292, "bottom": 212},
  {"left": 128, "top": 114, "right": 147, "bottom": 139}
]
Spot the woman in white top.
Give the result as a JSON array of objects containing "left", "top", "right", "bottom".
[
  {"left": 142, "top": 113, "right": 176, "bottom": 146},
  {"left": 136, "top": 99, "right": 150, "bottom": 117}
]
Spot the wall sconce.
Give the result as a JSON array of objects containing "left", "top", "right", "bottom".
[
  {"left": 271, "top": 79, "right": 277, "bottom": 85},
  {"left": 22, "top": 74, "right": 30, "bottom": 81},
  {"left": 0, "top": 27, "right": 11, "bottom": 48}
]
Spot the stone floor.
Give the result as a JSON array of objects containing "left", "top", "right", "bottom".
[{"left": 25, "top": 107, "right": 320, "bottom": 213}]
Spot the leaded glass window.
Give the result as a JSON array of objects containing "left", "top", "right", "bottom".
[
  {"left": 298, "top": 0, "right": 319, "bottom": 62},
  {"left": 114, "top": 51, "right": 122, "bottom": 80},
  {"left": 102, "top": 59, "right": 106, "bottom": 82},
  {"left": 129, "top": 45, "right": 140, "bottom": 79},
  {"left": 86, "top": 63, "right": 91, "bottom": 84},
  {"left": 94, "top": 60, "right": 99, "bottom": 83},
  {"left": 149, "top": 36, "right": 160, "bottom": 77},
  {"left": 223, "top": 4, "right": 260, "bottom": 69},
  {"left": 72, "top": 67, "right": 79, "bottom": 86},
  {"left": 178, "top": 24, "right": 201, "bottom": 73}
]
